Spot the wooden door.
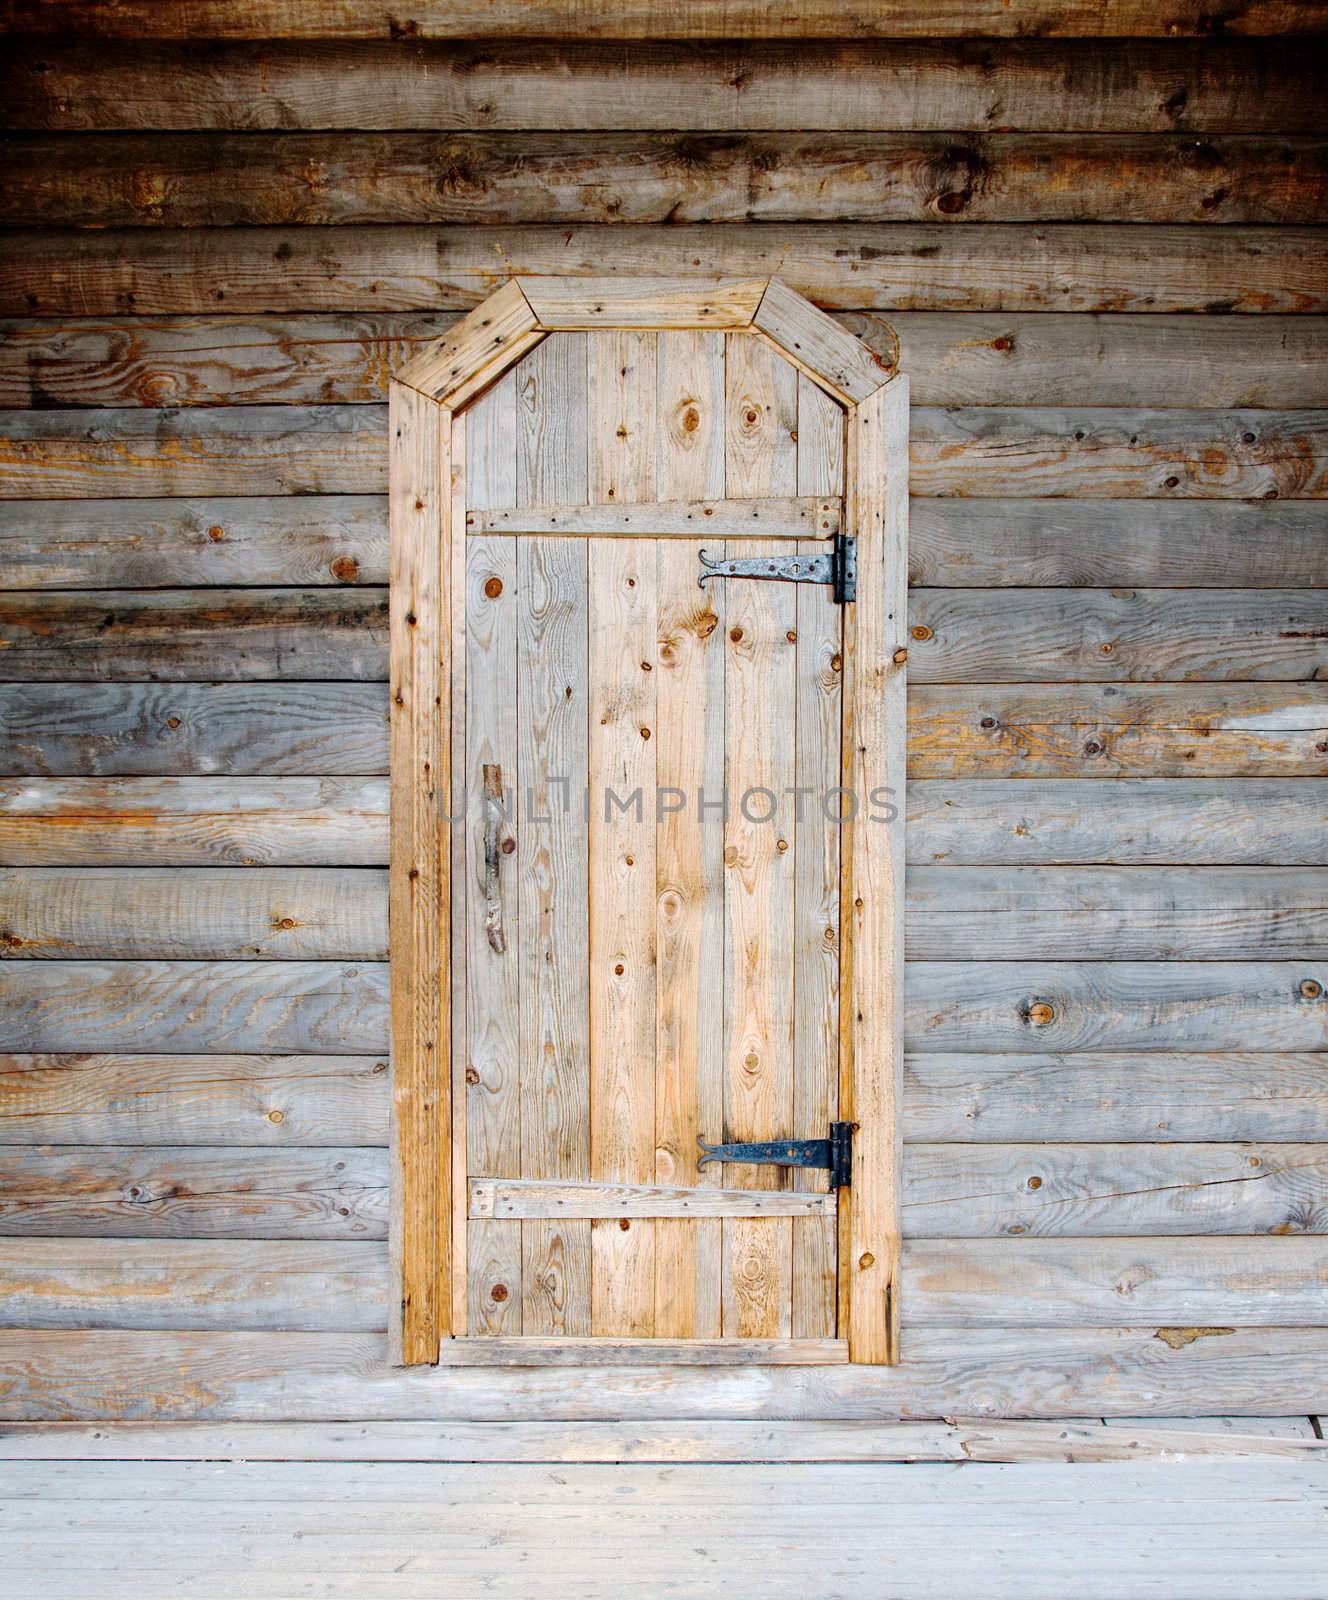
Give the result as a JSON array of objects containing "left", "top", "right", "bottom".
[{"left": 389, "top": 278, "right": 907, "bottom": 1367}]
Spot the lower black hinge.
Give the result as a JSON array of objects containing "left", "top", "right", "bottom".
[
  {"left": 697, "top": 531, "right": 856, "bottom": 605},
  {"left": 697, "top": 1121, "right": 854, "bottom": 1188}
]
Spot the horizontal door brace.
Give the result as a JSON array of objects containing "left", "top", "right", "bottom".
[
  {"left": 465, "top": 495, "right": 840, "bottom": 539},
  {"left": 468, "top": 1178, "right": 837, "bottom": 1220}
]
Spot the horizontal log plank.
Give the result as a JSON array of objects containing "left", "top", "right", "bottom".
[
  {"left": 5, "top": 226, "right": 1321, "bottom": 316},
  {"left": 7, "top": 40, "right": 1324, "bottom": 135},
  {"left": 908, "top": 590, "right": 1328, "bottom": 681},
  {"left": 0, "top": 496, "right": 386, "bottom": 588},
  {"left": 909, "top": 779, "right": 1328, "bottom": 866},
  {"left": 0, "top": 868, "right": 389, "bottom": 960},
  {"left": 2, "top": 959, "right": 1321, "bottom": 1055},
  {"left": 0, "top": 1052, "right": 389, "bottom": 1145},
  {"left": 911, "top": 500, "right": 1328, "bottom": 586},
  {"left": 0, "top": 960, "right": 390, "bottom": 1053},
  {"left": 4, "top": 865, "right": 1323, "bottom": 962},
  {"left": 6, "top": 132, "right": 1323, "bottom": 228},
  {"left": 0, "top": 777, "right": 391, "bottom": 866},
  {"left": 904, "top": 1053, "right": 1328, "bottom": 1144},
  {"left": 6, "top": 314, "right": 1326, "bottom": 411},
  {"left": 0, "top": 1237, "right": 1320, "bottom": 1333},
  {"left": 8, "top": 406, "right": 1324, "bottom": 500},
  {"left": 907, "top": 684, "right": 1328, "bottom": 778},
  {"left": 903, "top": 1144, "right": 1328, "bottom": 1238},
  {"left": 5, "top": 777, "right": 1321, "bottom": 872},
  {"left": 0, "top": 1327, "right": 1321, "bottom": 1421},
  {"left": 468, "top": 1180, "right": 837, "bottom": 1220},
  {"left": 2, "top": 2, "right": 1318, "bottom": 39},
  {"left": 0, "top": 1147, "right": 387, "bottom": 1239},
  {"left": 0, "top": 683, "right": 389, "bottom": 776},
  {"left": 0, "top": 1239, "right": 386, "bottom": 1331}
]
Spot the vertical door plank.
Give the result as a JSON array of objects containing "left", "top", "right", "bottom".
[
  {"left": 464, "top": 372, "right": 521, "bottom": 1335},
  {"left": 654, "top": 331, "right": 726, "bottom": 1339},
  {"left": 388, "top": 382, "right": 450, "bottom": 1364},
  {"left": 720, "top": 334, "right": 798, "bottom": 1339},
  {"left": 515, "top": 333, "right": 592, "bottom": 1337},
  {"left": 448, "top": 410, "right": 469, "bottom": 1336},
  {"left": 792, "top": 373, "right": 845, "bottom": 1339},
  {"left": 588, "top": 331, "right": 659, "bottom": 1336},
  {"left": 842, "top": 377, "right": 909, "bottom": 1365}
]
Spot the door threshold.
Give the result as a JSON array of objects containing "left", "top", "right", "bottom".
[{"left": 437, "top": 1337, "right": 848, "bottom": 1367}]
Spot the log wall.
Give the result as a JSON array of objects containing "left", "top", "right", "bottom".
[{"left": 0, "top": 14, "right": 1325, "bottom": 1422}]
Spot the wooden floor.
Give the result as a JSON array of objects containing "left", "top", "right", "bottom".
[{"left": 3, "top": 1421, "right": 1325, "bottom": 1599}]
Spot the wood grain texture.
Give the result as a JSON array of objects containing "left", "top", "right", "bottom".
[
  {"left": 0, "top": 1147, "right": 387, "bottom": 1239},
  {"left": 466, "top": 497, "right": 837, "bottom": 537},
  {"left": 0, "top": 683, "right": 388, "bottom": 776},
  {"left": 3, "top": 2, "right": 1318, "bottom": 40},
  {"left": 910, "top": 500, "right": 1328, "bottom": 587},
  {"left": 5, "top": 226, "right": 1321, "bottom": 316},
  {"left": 8, "top": 40, "right": 1324, "bottom": 135},
  {"left": 0, "top": 777, "right": 389, "bottom": 867},
  {"left": 10, "top": 131, "right": 1322, "bottom": 229},
  {"left": 903, "top": 1053, "right": 1328, "bottom": 1144},
  {"left": 396, "top": 278, "right": 539, "bottom": 407},
  {"left": 0, "top": 1327, "right": 1322, "bottom": 1421},
  {"left": 907, "top": 779, "right": 1328, "bottom": 867},
  {"left": 7, "top": 314, "right": 1327, "bottom": 411},
  {"left": 0, "top": 961, "right": 390, "bottom": 1054},
  {"left": 0, "top": 1053, "right": 389, "bottom": 1146},
  {"left": 906, "top": 684, "right": 1328, "bottom": 778},
  {"left": 470, "top": 1181, "right": 836, "bottom": 1220}
]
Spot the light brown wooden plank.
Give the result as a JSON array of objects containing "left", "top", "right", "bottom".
[
  {"left": 0, "top": 683, "right": 389, "bottom": 778},
  {"left": 7, "top": 226, "right": 1320, "bottom": 316},
  {"left": 436, "top": 1337, "right": 846, "bottom": 1366},
  {"left": 3, "top": 2, "right": 1317, "bottom": 40},
  {"left": 0, "top": 1326, "right": 1321, "bottom": 1421},
  {"left": 906, "top": 684, "right": 1328, "bottom": 779},
  {"left": 0, "top": 495, "right": 388, "bottom": 587},
  {"left": 754, "top": 278, "right": 892, "bottom": 403},
  {"left": 388, "top": 381, "right": 449, "bottom": 1363},
  {"left": 466, "top": 496, "right": 838, "bottom": 537},
  {"left": 8, "top": 315, "right": 1326, "bottom": 413},
  {"left": 903, "top": 1052, "right": 1328, "bottom": 1145},
  {"left": 11, "top": 132, "right": 1324, "bottom": 229},
  {"left": 8, "top": 40, "right": 1322, "bottom": 136},
  {"left": 470, "top": 1181, "right": 836, "bottom": 1220},
  {"left": 514, "top": 333, "right": 591, "bottom": 1338},
  {"left": 0, "top": 1147, "right": 387, "bottom": 1239},
  {"left": 653, "top": 330, "right": 726, "bottom": 1341},
  {"left": 521, "top": 276, "right": 763, "bottom": 330},
  {"left": 0, "top": 867, "right": 387, "bottom": 960},
  {"left": 0, "top": 1052, "right": 389, "bottom": 1147},
  {"left": 587, "top": 331, "right": 658, "bottom": 1338},
  {"left": 0, "top": 777, "right": 389, "bottom": 867},
  {"left": 397, "top": 278, "right": 540, "bottom": 407},
  {"left": 0, "top": 1240, "right": 386, "bottom": 1332}
]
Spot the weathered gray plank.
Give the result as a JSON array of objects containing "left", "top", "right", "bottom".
[
  {"left": 0, "top": 1147, "right": 387, "bottom": 1239},
  {"left": 0, "top": 683, "right": 388, "bottom": 776},
  {"left": 7, "top": 39, "right": 1322, "bottom": 135},
  {"left": 0, "top": 961, "right": 390, "bottom": 1053},
  {"left": 903, "top": 1144, "right": 1328, "bottom": 1238},
  {"left": 905, "top": 866, "right": 1328, "bottom": 959},
  {"left": 7, "top": 132, "right": 1323, "bottom": 227},
  {"left": 908, "top": 780, "right": 1328, "bottom": 866},
  {"left": 907, "top": 684, "right": 1328, "bottom": 778},
  {"left": 0, "top": 1327, "right": 1320, "bottom": 1420},
  {"left": 0, "top": 777, "right": 390, "bottom": 867},
  {"left": 904, "top": 962, "right": 1328, "bottom": 1053},
  {"left": 0, "top": 496, "right": 387, "bottom": 589},
  {"left": 7, "top": 315, "right": 1326, "bottom": 411},
  {"left": 5, "top": 226, "right": 1321, "bottom": 316},
  {"left": 0, "top": 1053, "right": 389, "bottom": 1146},
  {"left": 903, "top": 1053, "right": 1328, "bottom": 1144},
  {"left": 0, "top": 868, "right": 389, "bottom": 960},
  {"left": 0, "top": 1240, "right": 386, "bottom": 1331}
]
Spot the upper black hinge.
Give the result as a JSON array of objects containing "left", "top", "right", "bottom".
[
  {"left": 697, "top": 531, "right": 856, "bottom": 605},
  {"left": 696, "top": 1121, "right": 854, "bottom": 1188}
]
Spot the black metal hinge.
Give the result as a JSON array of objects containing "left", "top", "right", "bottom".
[
  {"left": 697, "top": 531, "right": 856, "bottom": 604},
  {"left": 696, "top": 1122, "right": 854, "bottom": 1188}
]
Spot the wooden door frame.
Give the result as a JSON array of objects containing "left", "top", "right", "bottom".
[{"left": 388, "top": 275, "right": 908, "bottom": 1366}]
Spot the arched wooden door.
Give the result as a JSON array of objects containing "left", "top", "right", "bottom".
[{"left": 389, "top": 278, "right": 907, "bottom": 1367}]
